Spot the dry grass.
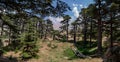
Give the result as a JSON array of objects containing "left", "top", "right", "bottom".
[
  {"left": 27, "top": 40, "right": 102, "bottom": 62},
  {"left": 3, "top": 39, "right": 102, "bottom": 62}
]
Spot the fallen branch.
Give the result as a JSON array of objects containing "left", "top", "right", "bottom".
[{"left": 70, "top": 46, "right": 91, "bottom": 58}]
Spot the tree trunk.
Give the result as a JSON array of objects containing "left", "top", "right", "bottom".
[
  {"left": 90, "top": 19, "right": 92, "bottom": 47},
  {"left": 44, "top": 25, "right": 47, "bottom": 39},
  {"left": 40, "top": 24, "right": 43, "bottom": 39},
  {"left": 97, "top": 0, "right": 102, "bottom": 54},
  {"left": 21, "top": 20, "right": 25, "bottom": 33},
  {"left": 97, "top": 19, "right": 102, "bottom": 55},
  {"left": 110, "top": 14, "right": 113, "bottom": 48},
  {"left": 83, "top": 17, "right": 87, "bottom": 47},
  {"left": 1, "top": 23, "right": 3, "bottom": 36},
  {"left": 8, "top": 28, "right": 11, "bottom": 44},
  {"left": 53, "top": 34, "right": 55, "bottom": 40},
  {"left": 40, "top": 28, "right": 43, "bottom": 39},
  {"left": 66, "top": 21, "right": 69, "bottom": 41},
  {"left": 73, "top": 24, "right": 77, "bottom": 46}
]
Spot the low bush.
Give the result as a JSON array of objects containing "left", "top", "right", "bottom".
[{"left": 63, "top": 48, "right": 77, "bottom": 60}]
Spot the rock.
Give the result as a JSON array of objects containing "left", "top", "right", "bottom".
[
  {"left": 64, "top": 57, "right": 69, "bottom": 60},
  {"left": 103, "top": 45, "right": 120, "bottom": 62},
  {"left": 0, "top": 57, "right": 10, "bottom": 62}
]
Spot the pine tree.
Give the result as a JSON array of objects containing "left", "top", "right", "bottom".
[
  {"left": 60, "top": 15, "right": 71, "bottom": 41},
  {"left": 20, "top": 18, "right": 39, "bottom": 60}
]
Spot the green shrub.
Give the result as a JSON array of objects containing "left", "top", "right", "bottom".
[
  {"left": 51, "top": 44, "right": 58, "bottom": 49},
  {"left": 61, "top": 35, "right": 67, "bottom": 42},
  {"left": 21, "top": 52, "right": 32, "bottom": 59},
  {"left": 47, "top": 42, "right": 58, "bottom": 49},
  {"left": 63, "top": 48, "right": 77, "bottom": 60},
  {"left": 47, "top": 42, "right": 52, "bottom": 47},
  {"left": 20, "top": 32, "right": 39, "bottom": 60}
]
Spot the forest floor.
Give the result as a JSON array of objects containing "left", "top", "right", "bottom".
[{"left": 26, "top": 39, "right": 102, "bottom": 62}]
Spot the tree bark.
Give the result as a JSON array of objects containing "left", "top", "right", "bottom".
[
  {"left": 83, "top": 17, "right": 87, "bottom": 47},
  {"left": 66, "top": 21, "right": 69, "bottom": 41},
  {"left": 110, "top": 14, "right": 113, "bottom": 48},
  {"left": 8, "top": 28, "right": 11, "bottom": 44},
  {"left": 97, "top": 0, "right": 102, "bottom": 54},
  {"left": 73, "top": 24, "right": 77, "bottom": 46},
  {"left": 1, "top": 23, "right": 3, "bottom": 36},
  {"left": 90, "top": 19, "right": 92, "bottom": 47}
]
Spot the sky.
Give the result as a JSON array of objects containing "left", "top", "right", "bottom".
[{"left": 48, "top": 0, "right": 94, "bottom": 30}]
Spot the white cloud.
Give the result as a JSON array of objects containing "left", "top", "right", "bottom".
[
  {"left": 48, "top": 16, "right": 63, "bottom": 30},
  {"left": 72, "top": 6, "right": 79, "bottom": 18},
  {"left": 80, "top": 4, "right": 87, "bottom": 8},
  {"left": 80, "top": 4, "right": 83, "bottom": 8},
  {"left": 73, "top": 3, "right": 78, "bottom": 7},
  {"left": 48, "top": 16, "right": 63, "bottom": 22}
]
